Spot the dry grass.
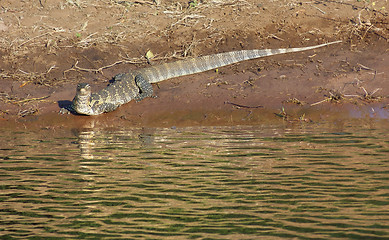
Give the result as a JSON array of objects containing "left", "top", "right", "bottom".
[
  {"left": 0, "top": 0, "right": 387, "bottom": 88},
  {"left": 348, "top": 9, "right": 388, "bottom": 40},
  {"left": 274, "top": 107, "right": 312, "bottom": 123},
  {"left": 0, "top": 71, "right": 54, "bottom": 86},
  {"left": 0, "top": 91, "right": 51, "bottom": 105},
  {"left": 311, "top": 84, "right": 385, "bottom": 106}
]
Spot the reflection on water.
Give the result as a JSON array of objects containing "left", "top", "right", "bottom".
[{"left": 1, "top": 122, "right": 388, "bottom": 239}]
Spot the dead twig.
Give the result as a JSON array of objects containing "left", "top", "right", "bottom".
[
  {"left": 117, "top": 0, "right": 155, "bottom": 6},
  {"left": 225, "top": 101, "right": 263, "bottom": 109},
  {"left": 18, "top": 108, "right": 39, "bottom": 118},
  {"left": 169, "top": 14, "right": 205, "bottom": 29},
  {"left": 311, "top": 89, "right": 344, "bottom": 106},
  {"left": 12, "top": 95, "right": 51, "bottom": 104},
  {"left": 312, "top": 5, "right": 326, "bottom": 14},
  {"left": 17, "top": 29, "right": 65, "bottom": 48},
  {"left": 285, "top": 98, "right": 305, "bottom": 106},
  {"left": 267, "top": 34, "right": 284, "bottom": 41},
  {"left": 312, "top": 84, "right": 384, "bottom": 106},
  {"left": 65, "top": 51, "right": 187, "bottom": 76},
  {"left": 357, "top": 63, "right": 375, "bottom": 71},
  {"left": 183, "top": 35, "right": 199, "bottom": 57},
  {"left": 356, "top": 87, "right": 383, "bottom": 102},
  {"left": 310, "top": 98, "right": 330, "bottom": 106},
  {"left": 71, "top": 60, "right": 126, "bottom": 74},
  {"left": 1, "top": 94, "right": 51, "bottom": 105}
]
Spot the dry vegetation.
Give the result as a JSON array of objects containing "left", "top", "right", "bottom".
[{"left": 1, "top": 0, "right": 387, "bottom": 83}]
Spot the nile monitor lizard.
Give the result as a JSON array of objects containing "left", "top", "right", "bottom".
[{"left": 68, "top": 40, "right": 341, "bottom": 115}]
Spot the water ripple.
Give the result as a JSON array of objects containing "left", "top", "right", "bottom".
[{"left": 0, "top": 124, "right": 388, "bottom": 239}]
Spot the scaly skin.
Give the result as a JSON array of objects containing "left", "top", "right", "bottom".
[{"left": 70, "top": 40, "right": 341, "bottom": 115}]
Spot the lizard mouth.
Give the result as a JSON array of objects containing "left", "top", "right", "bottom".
[{"left": 79, "top": 88, "right": 90, "bottom": 96}]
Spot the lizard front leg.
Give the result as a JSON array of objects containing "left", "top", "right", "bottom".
[
  {"left": 113, "top": 73, "right": 125, "bottom": 82},
  {"left": 134, "top": 74, "right": 154, "bottom": 102}
]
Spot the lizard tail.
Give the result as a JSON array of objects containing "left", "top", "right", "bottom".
[{"left": 142, "top": 40, "right": 342, "bottom": 83}]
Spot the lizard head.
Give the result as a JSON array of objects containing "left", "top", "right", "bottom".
[{"left": 72, "top": 83, "right": 94, "bottom": 115}]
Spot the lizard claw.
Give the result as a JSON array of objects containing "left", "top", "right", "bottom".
[{"left": 59, "top": 107, "right": 70, "bottom": 114}]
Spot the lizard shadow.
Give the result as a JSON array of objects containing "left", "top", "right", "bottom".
[
  {"left": 58, "top": 100, "right": 72, "bottom": 109},
  {"left": 58, "top": 100, "right": 79, "bottom": 115}
]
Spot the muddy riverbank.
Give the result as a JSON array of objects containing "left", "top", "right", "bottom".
[{"left": 1, "top": 0, "right": 388, "bottom": 128}]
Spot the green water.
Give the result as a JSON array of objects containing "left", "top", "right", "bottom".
[{"left": 1, "top": 122, "right": 388, "bottom": 239}]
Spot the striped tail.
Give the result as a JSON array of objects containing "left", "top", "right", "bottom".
[{"left": 141, "top": 40, "right": 341, "bottom": 83}]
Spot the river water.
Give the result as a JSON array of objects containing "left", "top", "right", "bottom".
[{"left": 1, "top": 120, "right": 388, "bottom": 239}]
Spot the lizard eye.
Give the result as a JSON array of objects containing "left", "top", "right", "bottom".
[
  {"left": 77, "top": 83, "right": 90, "bottom": 90},
  {"left": 76, "top": 83, "right": 91, "bottom": 95}
]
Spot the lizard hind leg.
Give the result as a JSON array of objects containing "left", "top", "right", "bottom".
[{"left": 134, "top": 74, "right": 154, "bottom": 102}]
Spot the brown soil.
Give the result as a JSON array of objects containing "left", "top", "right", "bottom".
[{"left": 0, "top": 0, "right": 388, "bottom": 128}]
